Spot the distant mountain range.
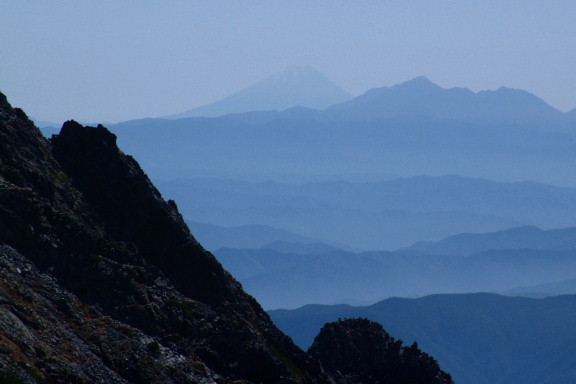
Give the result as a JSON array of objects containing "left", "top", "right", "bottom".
[
  {"left": 214, "top": 245, "right": 576, "bottom": 309},
  {"left": 33, "top": 74, "right": 575, "bottom": 187},
  {"left": 268, "top": 293, "right": 576, "bottom": 384},
  {"left": 103, "top": 113, "right": 576, "bottom": 190},
  {"left": 35, "top": 70, "right": 576, "bottom": 128},
  {"left": 209, "top": 75, "right": 573, "bottom": 127},
  {"left": 165, "top": 69, "right": 572, "bottom": 126},
  {"left": 30, "top": 117, "right": 61, "bottom": 128},
  {"left": 504, "top": 278, "right": 576, "bottom": 298},
  {"left": 210, "top": 223, "right": 576, "bottom": 308},
  {"left": 191, "top": 223, "right": 576, "bottom": 260},
  {"left": 185, "top": 220, "right": 348, "bottom": 253},
  {"left": 402, "top": 226, "right": 576, "bottom": 256},
  {"left": 167, "top": 66, "right": 352, "bottom": 118},
  {"left": 185, "top": 220, "right": 318, "bottom": 251},
  {"left": 157, "top": 176, "right": 576, "bottom": 250}
]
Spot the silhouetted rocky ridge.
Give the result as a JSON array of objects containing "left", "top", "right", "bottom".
[{"left": 0, "top": 91, "right": 452, "bottom": 383}]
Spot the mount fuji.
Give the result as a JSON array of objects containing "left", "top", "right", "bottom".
[{"left": 167, "top": 66, "right": 352, "bottom": 119}]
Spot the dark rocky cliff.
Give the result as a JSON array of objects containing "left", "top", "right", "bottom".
[
  {"left": 0, "top": 91, "right": 453, "bottom": 383},
  {"left": 0, "top": 92, "right": 321, "bottom": 383}
]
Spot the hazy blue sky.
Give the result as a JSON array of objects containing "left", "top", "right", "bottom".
[{"left": 1, "top": 1, "right": 575, "bottom": 123}]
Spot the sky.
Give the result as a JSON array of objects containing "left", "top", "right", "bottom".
[{"left": 1, "top": 0, "right": 575, "bottom": 124}]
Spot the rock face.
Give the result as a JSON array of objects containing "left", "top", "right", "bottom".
[
  {"left": 0, "top": 91, "right": 452, "bottom": 383},
  {"left": 308, "top": 319, "right": 454, "bottom": 384}
]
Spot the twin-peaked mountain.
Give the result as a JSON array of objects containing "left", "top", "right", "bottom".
[{"left": 323, "top": 76, "right": 566, "bottom": 125}]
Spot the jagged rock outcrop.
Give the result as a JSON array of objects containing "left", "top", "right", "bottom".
[
  {"left": 308, "top": 318, "right": 454, "bottom": 384},
  {"left": 0, "top": 91, "right": 453, "bottom": 383}
]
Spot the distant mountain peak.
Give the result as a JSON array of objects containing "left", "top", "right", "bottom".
[
  {"left": 389, "top": 76, "right": 442, "bottom": 94},
  {"left": 167, "top": 66, "right": 352, "bottom": 119},
  {"left": 326, "top": 76, "right": 564, "bottom": 124},
  {"left": 399, "top": 76, "right": 437, "bottom": 87},
  {"left": 484, "top": 86, "right": 535, "bottom": 97}
]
